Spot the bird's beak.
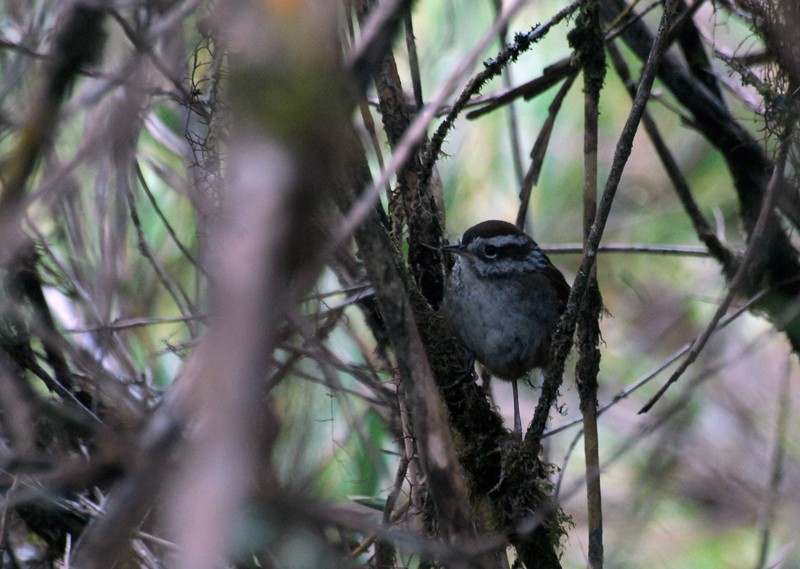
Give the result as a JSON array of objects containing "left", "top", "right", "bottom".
[{"left": 441, "top": 244, "right": 472, "bottom": 257}]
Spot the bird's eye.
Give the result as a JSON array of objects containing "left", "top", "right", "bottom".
[{"left": 484, "top": 244, "right": 498, "bottom": 258}]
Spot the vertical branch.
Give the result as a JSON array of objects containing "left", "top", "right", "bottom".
[
  {"left": 403, "top": 7, "right": 424, "bottom": 111},
  {"left": 568, "top": 1, "right": 605, "bottom": 567}
]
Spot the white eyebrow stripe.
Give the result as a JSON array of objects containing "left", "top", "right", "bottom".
[{"left": 479, "top": 234, "right": 529, "bottom": 248}]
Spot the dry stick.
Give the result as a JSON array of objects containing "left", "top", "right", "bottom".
[
  {"left": 467, "top": 58, "right": 575, "bottom": 121},
  {"left": 515, "top": 70, "right": 579, "bottom": 228},
  {"left": 403, "top": 8, "right": 424, "bottom": 111},
  {"left": 639, "top": 133, "right": 792, "bottom": 413},
  {"left": 63, "top": 314, "right": 205, "bottom": 333},
  {"left": 544, "top": 243, "right": 710, "bottom": 255},
  {"left": 124, "top": 181, "right": 197, "bottom": 320},
  {"left": 574, "top": 0, "right": 605, "bottom": 564},
  {"left": 0, "top": 477, "right": 18, "bottom": 562},
  {"left": 555, "top": 425, "right": 584, "bottom": 499},
  {"left": 134, "top": 162, "right": 205, "bottom": 276},
  {"left": 374, "top": 394, "right": 413, "bottom": 568},
  {"left": 358, "top": 97, "right": 391, "bottom": 193},
  {"left": 755, "top": 356, "right": 792, "bottom": 569},
  {"left": 344, "top": 3, "right": 392, "bottom": 197},
  {"left": 524, "top": 0, "right": 681, "bottom": 452},
  {"left": 395, "top": 381, "right": 425, "bottom": 530}
]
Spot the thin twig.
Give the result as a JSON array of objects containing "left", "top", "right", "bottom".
[
  {"left": 555, "top": 428, "right": 584, "bottom": 499},
  {"left": 62, "top": 314, "right": 205, "bottom": 333},
  {"left": 404, "top": 7, "right": 424, "bottom": 111},
  {"left": 466, "top": 58, "right": 576, "bottom": 120},
  {"left": 135, "top": 162, "right": 206, "bottom": 277},
  {"left": 124, "top": 180, "right": 198, "bottom": 324},
  {"left": 543, "top": 243, "right": 712, "bottom": 256},
  {"left": 516, "top": 70, "right": 579, "bottom": 228},
  {"left": 344, "top": 3, "right": 392, "bottom": 198},
  {"left": 0, "top": 477, "right": 18, "bottom": 561}
]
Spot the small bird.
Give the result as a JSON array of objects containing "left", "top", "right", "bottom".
[{"left": 442, "top": 220, "right": 570, "bottom": 435}]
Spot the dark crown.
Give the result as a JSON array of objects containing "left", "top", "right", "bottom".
[{"left": 461, "top": 220, "right": 528, "bottom": 246}]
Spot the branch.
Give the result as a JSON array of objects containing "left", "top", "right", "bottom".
[{"left": 569, "top": 0, "right": 606, "bottom": 565}]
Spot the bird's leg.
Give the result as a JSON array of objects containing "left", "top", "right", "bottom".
[{"left": 512, "top": 379, "right": 522, "bottom": 436}]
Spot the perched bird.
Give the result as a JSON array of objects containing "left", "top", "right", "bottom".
[{"left": 442, "top": 220, "right": 570, "bottom": 434}]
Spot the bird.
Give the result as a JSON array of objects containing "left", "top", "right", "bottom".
[{"left": 442, "top": 219, "right": 570, "bottom": 435}]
